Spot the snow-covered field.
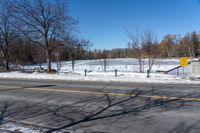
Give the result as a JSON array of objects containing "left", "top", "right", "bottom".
[
  {"left": 26, "top": 58, "right": 182, "bottom": 73},
  {"left": 0, "top": 58, "right": 198, "bottom": 84}
]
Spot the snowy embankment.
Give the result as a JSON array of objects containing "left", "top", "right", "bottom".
[
  {"left": 0, "top": 58, "right": 198, "bottom": 84},
  {"left": 0, "top": 70, "right": 199, "bottom": 84},
  {"left": 0, "top": 122, "right": 72, "bottom": 133}
]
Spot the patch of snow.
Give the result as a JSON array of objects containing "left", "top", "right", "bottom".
[
  {"left": 0, "top": 122, "right": 44, "bottom": 133},
  {"left": 0, "top": 122, "right": 74, "bottom": 133},
  {"left": 0, "top": 70, "right": 199, "bottom": 84}
]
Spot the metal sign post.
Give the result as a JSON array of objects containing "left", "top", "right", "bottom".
[{"left": 180, "top": 57, "right": 188, "bottom": 77}]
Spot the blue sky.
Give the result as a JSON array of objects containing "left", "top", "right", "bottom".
[{"left": 68, "top": 0, "right": 200, "bottom": 49}]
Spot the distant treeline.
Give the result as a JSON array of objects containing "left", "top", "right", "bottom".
[
  {"left": 91, "top": 31, "right": 200, "bottom": 58},
  {"left": 6, "top": 31, "right": 200, "bottom": 64}
]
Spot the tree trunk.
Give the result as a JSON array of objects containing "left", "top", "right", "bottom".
[
  {"left": 4, "top": 55, "right": 9, "bottom": 71},
  {"left": 103, "top": 59, "right": 106, "bottom": 72},
  {"left": 72, "top": 59, "right": 75, "bottom": 71},
  {"left": 138, "top": 58, "right": 142, "bottom": 73},
  {"left": 39, "top": 62, "right": 42, "bottom": 69},
  {"left": 46, "top": 50, "right": 51, "bottom": 72},
  {"left": 148, "top": 53, "right": 151, "bottom": 73}
]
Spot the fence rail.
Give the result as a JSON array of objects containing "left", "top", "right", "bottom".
[{"left": 156, "top": 62, "right": 191, "bottom": 76}]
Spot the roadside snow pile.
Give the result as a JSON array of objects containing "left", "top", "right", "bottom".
[
  {"left": 0, "top": 70, "right": 199, "bottom": 84},
  {"left": 0, "top": 122, "right": 73, "bottom": 133},
  {"left": 0, "top": 122, "right": 45, "bottom": 133}
]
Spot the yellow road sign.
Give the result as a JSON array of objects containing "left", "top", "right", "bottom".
[{"left": 180, "top": 57, "right": 188, "bottom": 67}]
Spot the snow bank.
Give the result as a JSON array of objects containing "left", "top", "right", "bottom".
[
  {"left": 0, "top": 122, "right": 73, "bottom": 133},
  {"left": 0, "top": 70, "right": 199, "bottom": 84},
  {"left": 1, "top": 58, "right": 197, "bottom": 84}
]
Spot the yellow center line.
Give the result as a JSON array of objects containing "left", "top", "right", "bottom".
[{"left": 27, "top": 88, "right": 200, "bottom": 101}]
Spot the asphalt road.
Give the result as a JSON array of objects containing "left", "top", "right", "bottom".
[{"left": 0, "top": 78, "right": 200, "bottom": 133}]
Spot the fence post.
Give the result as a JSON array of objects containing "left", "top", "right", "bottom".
[
  {"left": 115, "top": 69, "right": 117, "bottom": 77},
  {"left": 147, "top": 70, "right": 150, "bottom": 78},
  {"left": 177, "top": 68, "right": 179, "bottom": 76},
  {"left": 56, "top": 60, "right": 59, "bottom": 75},
  {"left": 84, "top": 69, "right": 87, "bottom": 77}
]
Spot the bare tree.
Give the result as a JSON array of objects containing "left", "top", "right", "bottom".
[
  {"left": 126, "top": 29, "right": 144, "bottom": 73},
  {"left": 181, "top": 33, "right": 195, "bottom": 58},
  {"left": 63, "top": 35, "right": 90, "bottom": 71},
  {"left": 191, "top": 31, "right": 200, "bottom": 57},
  {"left": 160, "top": 34, "right": 177, "bottom": 57},
  {"left": 98, "top": 50, "right": 109, "bottom": 72},
  {"left": 11, "top": 0, "right": 76, "bottom": 72},
  {"left": 0, "top": 0, "right": 18, "bottom": 71},
  {"left": 141, "top": 31, "right": 159, "bottom": 74}
]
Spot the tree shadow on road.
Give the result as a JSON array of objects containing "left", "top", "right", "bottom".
[
  {"left": 168, "top": 121, "right": 200, "bottom": 133},
  {"left": 44, "top": 88, "right": 197, "bottom": 133},
  {"left": 0, "top": 86, "right": 199, "bottom": 133}
]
